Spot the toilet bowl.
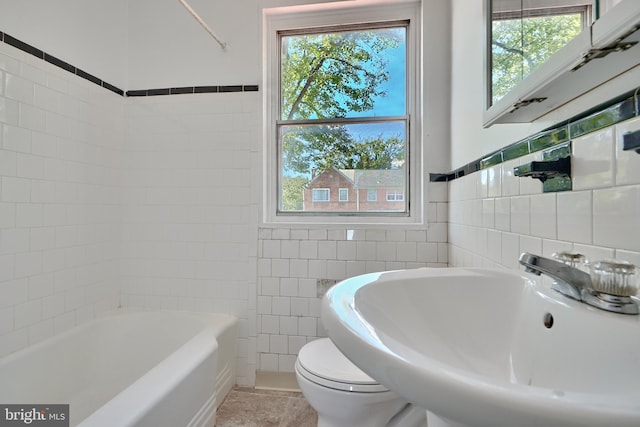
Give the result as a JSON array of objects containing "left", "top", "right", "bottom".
[{"left": 295, "top": 338, "right": 426, "bottom": 427}]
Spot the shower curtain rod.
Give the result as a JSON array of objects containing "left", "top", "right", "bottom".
[{"left": 178, "top": 0, "right": 228, "bottom": 50}]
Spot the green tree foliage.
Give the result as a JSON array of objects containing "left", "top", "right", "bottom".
[
  {"left": 283, "top": 125, "right": 405, "bottom": 171},
  {"left": 282, "top": 125, "right": 353, "bottom": 174},
  {"left": 492, "top": 13, "right": 582, "bottom": 103},
  {"left": 340, "top": 136, "right": 405, "bottom": 170},
  {"left": 281, "top": 30, "right": 400, "bottom": 120},
  {"left": 281, "top": 176, "right": 309, "bottom": 211}
]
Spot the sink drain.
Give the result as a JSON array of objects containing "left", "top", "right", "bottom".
[{"left": 543, "top": 312, "right": 554, "bottom": 329}]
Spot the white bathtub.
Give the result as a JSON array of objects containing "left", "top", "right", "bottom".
[{"left": 0, "top": 309, "right": 237, "bottom": 427}]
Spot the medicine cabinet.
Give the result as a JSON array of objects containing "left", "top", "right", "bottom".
[{"left": 484, "top": 0, "right": 640, "bottom": 126}]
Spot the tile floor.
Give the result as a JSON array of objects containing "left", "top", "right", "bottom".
[{"left": 215, "top": 387, "right": 317, "bottom": 427}]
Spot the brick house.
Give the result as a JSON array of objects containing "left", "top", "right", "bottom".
[{"left": 303, "top": 167, "right": 405, "bottom": 212}]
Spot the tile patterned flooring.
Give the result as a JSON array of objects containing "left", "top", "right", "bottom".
[{"left": 215, "top": 387, "right": 318, "bottom": 427}]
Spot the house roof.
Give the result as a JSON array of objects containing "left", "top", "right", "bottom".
[
  {"left": 307, "top": 167, "right": 405, "bottom": 188},
  {"left": 340, "top": 169, "right": 404, "bottom": 188}
]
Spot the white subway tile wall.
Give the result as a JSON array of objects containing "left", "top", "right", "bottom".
[
  {"left": 256, "top": 200, "right": 448, "bottom": 372},
  {"left": 572, "top": 128, "right": 615, "bottom": 190},
  {"left": 615, "top": 117, "right": 640, "bottom": 186},
  {"left": 0, "top": 40, "right": 262, "bottom": 386},
  {"left": 0, "top": 42, "right": 122, "bottom": 357},
  {"left": 449, "top": 116, "right": 640, "bottom": 276},
  {"left": 119, "top": 93, "right": 261, "bottom": 386}
]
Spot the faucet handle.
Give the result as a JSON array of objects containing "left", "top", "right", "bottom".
[
  {"left": 552, "top": 251, "right": 586, "bottom": 268},
  {"left": 590, "top": 260, "right": 639, "bottom": 297}
]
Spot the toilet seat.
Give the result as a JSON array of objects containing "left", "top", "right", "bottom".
[{"left": 296, "top": 338, "right": 389, "bottom": 393}]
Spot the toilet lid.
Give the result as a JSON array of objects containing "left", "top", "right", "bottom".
[{"left": 297, "top": 338, "right": 388, "bottom": 392}]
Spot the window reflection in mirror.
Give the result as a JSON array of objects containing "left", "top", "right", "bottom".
[{"left": 490, "top": 0, "right": 595, "bottom": 106}]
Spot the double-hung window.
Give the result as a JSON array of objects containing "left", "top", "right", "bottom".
[{"left": 264, "top": 2, "right": 421, "bottom": 223}]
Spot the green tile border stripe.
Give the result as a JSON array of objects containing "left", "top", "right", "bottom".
[
  {"left": 430, "top": 87, "right": 640, "bottom": 182},
  {"left": 569, "top": 97, "right": 636, "bottom": 139},
  {"left": 530, "top": 126, "right": 569, "bottom": 153}
]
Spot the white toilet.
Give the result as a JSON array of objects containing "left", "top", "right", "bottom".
[{"left": 295, "top": 338, "right": 427, "bottom": 427}]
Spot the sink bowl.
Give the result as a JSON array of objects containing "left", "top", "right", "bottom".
[{"left": 321, "top": 267, "right": 640, "bottom": 427}]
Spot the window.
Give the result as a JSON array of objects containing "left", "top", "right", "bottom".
[
  {"left": 264, "top": 3, "right": 421, "bottom": 223},
  {"left": 312, "top": 188, "right": 330, "bottom": 202},
  {"left": 386, "top": 191, "right": 404, "bottom": 201},
  {"left": 367, "top": 189, "right": 377, "bottom": 202}
]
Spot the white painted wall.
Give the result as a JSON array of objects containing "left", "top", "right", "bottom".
[
  {"left": 0, "top": 0, "right": 128, "bottom": 89},
  {"left": 0, "top": 0, "right": 338, "bottom": 91},
  {"left": 127, "top": 0, "right": 260, "bottom": 89},
  {"left": 450, "top": 0, "right": 545, "bottom": 169},
  {"left": 422, "top": 0, "right": 452, "bottom": 174}
]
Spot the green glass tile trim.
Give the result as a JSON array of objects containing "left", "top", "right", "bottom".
[
  {"left": 529, "top": 126, "right": 569, "bottom": 153},
  {"left": 430, "top": 87, "right": 640, "bottom": 183},
  {"left": 543, "top": 175, "right": 572, "bottom": 192},
  {"left": 569, "top": 97, "right": 636, "bottom": 139},
  {"left": 542, "top": 143, "right": 572, "bottom": 193},
  {"left": 543, "top": 142, "right": 570, "bottom": 161},
  {"left": 480, "top": 151, "right": 503, "bottom": 169},
  {"left": 502, "top": 139, "right": 530, "bottom": 161}
]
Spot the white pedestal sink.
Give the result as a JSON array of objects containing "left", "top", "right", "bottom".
[{"left": 321, "top": 267, "right": 640, "bottom": 427}]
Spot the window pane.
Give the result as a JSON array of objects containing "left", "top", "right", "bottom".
[
  {"left": 312, "top": 188, "right": 330, "bottom": 201},
  {"left": 279, "top": 122, "right": 406, "bottom": 213},
  {"left": 387, "top": 191, "right": 404, "bottom": 201},
  {"left": 339, "top": 188, "right": 349, "bottom": 202},
  {"left": 491, "top": 10, "right": 584, "bottom": 104},
  {"left": 281, "top": 26, "right": 406, "bottom": 120}
]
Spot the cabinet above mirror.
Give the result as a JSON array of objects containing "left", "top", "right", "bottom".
[{"left": 484, "top": 0, "right": 640, "bottom": 127}]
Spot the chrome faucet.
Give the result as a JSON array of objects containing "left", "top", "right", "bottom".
[
  {"left": 519, "top": 252, "right": 591, "bottom": 301},
  {"left": 519, "top": 252, "right": 639, "bottom": 315}
]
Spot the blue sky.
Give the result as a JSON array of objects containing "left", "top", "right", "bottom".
[{"left": 358, "top": 43, "right": 406, "bottom": 118}]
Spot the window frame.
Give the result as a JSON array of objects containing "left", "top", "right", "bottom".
[{"left": 263, "top": 1, "right": 422, "bottom": 225}]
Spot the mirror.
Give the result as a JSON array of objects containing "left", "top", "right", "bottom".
[{"left": 488, "top": 0, "right": 597, "bottom": 108}]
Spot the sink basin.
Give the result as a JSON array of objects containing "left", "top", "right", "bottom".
[{"left": 321, "top": 267, "right": 640, "bottom": 427}]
